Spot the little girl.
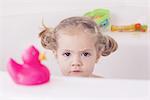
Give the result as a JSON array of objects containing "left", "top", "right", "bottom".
[{"left": 39, "top": 16, "right": 118, "bottom": 78}]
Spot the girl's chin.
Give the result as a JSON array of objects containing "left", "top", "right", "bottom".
[{"left": 68, "top": 72, "right": 89, "bottom": 77}]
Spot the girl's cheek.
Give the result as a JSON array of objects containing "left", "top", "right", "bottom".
[{"left": 81, "top": 56, "right": 95, "bottom": 62}]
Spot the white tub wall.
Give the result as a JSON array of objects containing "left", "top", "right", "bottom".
[
  {"left": 0, "top": 0, "right": 149, "bottom": 25},
  {"left": 0, "top": 0, "right": 149, "bottom": 79},
  {"left": 0, "top": 0, "right": 148, "bottom": 15},
  {"left": 94, "top": 34, "right": 150, "bottom": 79}
]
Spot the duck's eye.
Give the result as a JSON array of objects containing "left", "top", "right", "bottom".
[{"left": 32, "top": 52, "right": 36, "bottom": 56}]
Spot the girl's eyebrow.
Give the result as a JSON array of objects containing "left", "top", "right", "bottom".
[
  {"left": 80, "top": 49, "right": 93, "bottom": 52},
  {"left": 62, "top": 49, "right": 72, "bottom": 52},
  {"left": 61, "top": 49, "right": 93, "bottom": 53}
]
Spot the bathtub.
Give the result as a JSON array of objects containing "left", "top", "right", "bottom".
[
  {"left": 0, "top": 14, "right": 149, "bottom": 80},
  {"left": 0, "top": 0, "right": 150, "bottom": 100},
  {"left": 0, "top": 0, "right": 149, "bottom": 79},
  {"left": 0, "top": 71, "right": 149, "bottom": 100}
]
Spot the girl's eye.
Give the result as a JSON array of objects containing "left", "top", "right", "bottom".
[
  {"left": 81, "top": 52, "right": 91, "bottom": 57},
  {"left": 62, "top": 52, "right": 71, "bottom": 57}
]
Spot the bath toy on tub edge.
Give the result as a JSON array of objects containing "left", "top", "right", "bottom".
[
  {"left": 84, "top": 8, "right": 110, "bottom": 32},
  {"left": 111, "top": 23, "right": 148, "bottom": 32},
  {"left": 7, "top": 45, "right": 50, "bottom": 85}
]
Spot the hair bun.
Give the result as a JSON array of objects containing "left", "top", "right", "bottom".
[
  {"left": 39, "top": 26, "right": 56, "bottom": 51},
  {"left": 101, "top": 35, "right": 118, "bottom": 56}
]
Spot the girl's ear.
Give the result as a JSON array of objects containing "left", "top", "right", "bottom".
[
  {"left": 95, "top": 51, "right": 101, "bottom": 63},
  {"left": 52, "top": 50, "right": 57, "bottom": 58}
]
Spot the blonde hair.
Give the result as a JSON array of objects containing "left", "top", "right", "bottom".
[{"left": 39, "top": 16, "right": 118, "bottom": 56}]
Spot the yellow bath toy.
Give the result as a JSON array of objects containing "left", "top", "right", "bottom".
[{"left": 111, "top": 23, "right": 148, "bottom": 32}]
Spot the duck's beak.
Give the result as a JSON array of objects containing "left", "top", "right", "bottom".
[{"left": 39, "top": 52, "right": 47, "bottom": 61}]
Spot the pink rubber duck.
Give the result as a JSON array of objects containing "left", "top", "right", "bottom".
[{"left": 7, "top": 45, "right": 50, "bottom": 85}]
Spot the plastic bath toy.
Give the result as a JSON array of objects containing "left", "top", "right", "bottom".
[
  {"left": 7, "top": 45, "right": 50, "bottom": 85},
  {"left": 84, "top": 8, "right": 110, "bottom": 32},
  {"left": 111, "top": 23, "right": 148, "bottom": 32}
]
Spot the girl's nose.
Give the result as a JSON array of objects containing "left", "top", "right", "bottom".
[{"left": 71, "top": 56, "right": 83, "bottom": 67}]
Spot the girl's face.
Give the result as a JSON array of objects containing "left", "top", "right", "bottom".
[{"left": 55, "top": 27, "right": 100, "bottom": 77}]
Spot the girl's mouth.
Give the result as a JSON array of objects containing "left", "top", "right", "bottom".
[
  {"left": 73, "top": 70, "right": 81, "bottom": 72},
  {"left": 69, "top": 70, "right": 84, "bottom": 76},
  {"left": 71, "top": 70, "right": 83, "bottom": 73}
]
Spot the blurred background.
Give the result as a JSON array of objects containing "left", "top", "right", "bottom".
[{"left": 0, "top": 0, "right": 149, "bottom": 79}]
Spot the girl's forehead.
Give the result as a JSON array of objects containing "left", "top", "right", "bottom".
[
  {"left": 56, "top": 31, "right": 96, "bottom": 52},
  {"left": 57, "top": 29, "right": 96, "bottom": 42},
  {"left": 56, "top": 25, "right": 95, "bottom": 36}
]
